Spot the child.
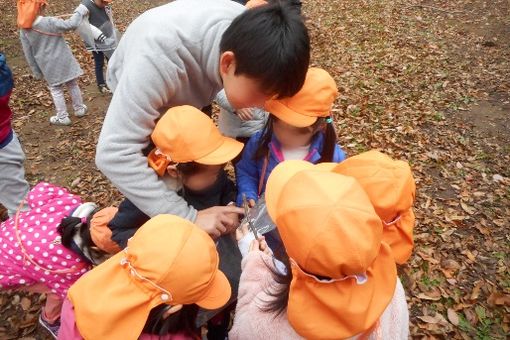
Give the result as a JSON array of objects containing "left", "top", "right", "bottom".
[
  {"left": 106, "top": 105, "right": 244, "bottom": 338},
  {"left": 0, "top": 182, "right": 116, "bottom": 338},
  {"left": 321, "top": 150, "right": 416, "bottom": 264},
  {"left": 19, "top": 2, "right": 88, "bottom": 125},
  {"left": 230, "top": 160, "right": 410, "bottom": 339},
  {"left": 58, "top": 214, "right": 232, "bottom": 340},
  {"left": 215, "top": 89, "right": 268, "bottom": 143},
  {"left": 236, "top": 67, "right": 346, "bottom": 206},
  {"left": 107, "top": 105, "right": 244, "bottom": 245},
  {"left": 76, "top": 0, "right": 118, "bottom": 93},
  {"left": 0, "top": 53, "right": 30, "bottom": 217}
]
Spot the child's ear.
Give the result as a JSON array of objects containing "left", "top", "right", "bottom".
[
  {"left": 166, "top": 164, "right": 179, "bottom": 178},
  {"left": 219, "top": 51, "right": 236, "bottom": 75}
]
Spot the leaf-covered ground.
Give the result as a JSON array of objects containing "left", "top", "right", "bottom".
[{"left": 0, "top": 0, "right": 508, "bottom": 338}]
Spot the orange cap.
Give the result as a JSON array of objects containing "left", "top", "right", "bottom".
[
  {"left": 68, "top": 215, "right": 231, "bottom": 339},
  {"left": 17, "top": 0, "right": 47, "bottom": 28},
  {"left": 265, "top": 160, "right": 397, "bottom": 339},
  {"left": 245, "top": 0, "right": 267, "bottom": 8},
  {"left": 331, "top": 150, "right": 416, "bottom": 264},
  {"left": 264, "top": 67, "right": 338, "bottom": 128},
  {"left": 147, "top": 105, "right": 243, "bottom": 176},
  {"left": 89, "top": 207, "right": 121, "bottom": 254}
]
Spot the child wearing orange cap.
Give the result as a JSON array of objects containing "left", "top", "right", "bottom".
[
  {"left": 107, "top": 105, "right": 244, "bottom": 246},
  {"left": 18, "top": 1, "right": 89, "bottom": 125},
  {"left": 230, "top": 160, "right": 410, "bottom": 339},
  {"left": 58, "top": 214, "right": 232, "bottom": 340},
  {"left": 235, "top": 67, "right": 346, "bottom": 206},
  {"left": 104, "top": 105, "right": 245, "bottom": 338},
  {"left": 0, "top": 182, "right": 120, "bottom": 338},
  {"left": 322, "top": 150, "right": 416, "bottom": 265}
]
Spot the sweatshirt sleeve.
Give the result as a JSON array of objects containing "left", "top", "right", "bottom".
[
  {"left": 19, "top": 31, "right": 43, "bottom": 79},
  {"left": 46, "top": 5, "right": 88, "bottom": 33},
  {"left": 95, "top": 52, "right": 197, "bottom": 220},
  {"left": 236, "top": 251, "right": 277, "bottom": 311},
  {"left": 215, "top": 89, "right": 235, "bottom": 113}
]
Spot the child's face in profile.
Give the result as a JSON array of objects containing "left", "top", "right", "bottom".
[
  {"left": 220, "top": 52, "right": 272, "bottom": 109},
  {"left": 180, "top": 165, "right": 223, "bottom": 192},
  {"left": 272, "top": 118, "right": 316, "bottom": 149}
]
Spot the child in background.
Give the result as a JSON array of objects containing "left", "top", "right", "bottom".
[
  {"left": 230, "top": 160, "right": 411, "bottom": 339},
  {"left": 76, "top": 0, "right": 118, "bottom": 93},
  {"left": 0, "top": 53, "right": 30, "bottom": 218},
  {"left": 0, "top": 182, "right": 116, "bottom": 338},
  {"left": 58, "top": 215, "right": 232, "bottom": 340},
  {"left": 236, "top": 67, "right": 346, "bottom": 206},
  {"left": 215, "top": 89, "right": 268, "bottom": 163},
  {"left": 19, "top": 2, "right": 88, "bottom": 125}
]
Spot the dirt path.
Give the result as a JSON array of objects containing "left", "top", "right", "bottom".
[{"left": 1, "top": 0, "right": 508, "bottom": 339}]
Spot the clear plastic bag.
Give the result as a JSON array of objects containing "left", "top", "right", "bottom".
[
  {"left": 241, "top": 196, "right": 285, "bottom": 257},
  {"left": 241, "top": 195, "right": 276, "bottom": 235}
]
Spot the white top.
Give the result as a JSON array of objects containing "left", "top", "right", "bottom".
[{"left": 282, "top": 145, "right": 310, "bottom": 160}]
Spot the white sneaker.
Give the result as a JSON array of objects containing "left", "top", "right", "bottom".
[
  {"left": 49, "top": 115, "right": 71, "bottom": 126},
  {"left": 74, "top": 104, "right": 87, "bottom": 117}
]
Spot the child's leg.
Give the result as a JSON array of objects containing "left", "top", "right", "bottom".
[
  {"left": 66, "top": 79, "right": 87, "bottom": 116},
  {"left": 24, "top": 283, "right": 63, "bottom": 323},
  {"left": 0, "top": 132, "right": 30, "bottom": 216},
  {"left": 92, "top": 51, "right": 106, "bottom": 86},
  {"left": 48, "top": 84, "right": 71, "bottom": 125}
]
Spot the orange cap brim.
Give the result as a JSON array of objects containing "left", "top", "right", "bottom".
[
  {"left": 195, "top": 137, "right": 244, "bottom": 165},
  {"left": 194, "top": 270, "right": 231, "bottom": 310},
  {"left": 69, "top": 252, "right": 158, "bottom": 339},
  {"left": 265, "top": 100, "right": 318, "bottom": 128}
]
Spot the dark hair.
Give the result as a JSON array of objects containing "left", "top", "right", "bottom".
[
  {"left": 142, "top": 303, "right": 199, "bottom": 337},
  {"left": 254, "top": 115, "right": 338, "bottom": 162},
  {"left": 220, "top": 0, "right": 310, "bottom": 99},
  {"left": 261, "top": 255, "right": 292, "bottom": 317},
  {"left": 57, "top": 209, "right": 108, "bottom": 265}
]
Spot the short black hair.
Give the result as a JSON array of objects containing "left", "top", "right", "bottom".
[{"left": 220, "top": 0, "right": 310, "bottom": 99}]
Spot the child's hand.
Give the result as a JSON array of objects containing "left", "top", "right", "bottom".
[
  {"left": 196, "top": 206, "right": 244, "bottom": 239},
  {"left": 236, "top": 223, "right": 272, "bottom": 257},
  {"left": 248, "top": 199, "right": 256, "bottom": 208},
  {"left": 249, "top": 237, "right": 272, "bottom": 256},
  {"left": 224, "top": 211, "right": 240, "bottom": 234},
  {"left": 236, "top": 108, "right": 254, "bottom": 121}
]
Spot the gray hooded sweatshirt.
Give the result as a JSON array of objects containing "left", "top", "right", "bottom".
[{"left": 97, "top": 0, "right": 244, "bottom": 220}]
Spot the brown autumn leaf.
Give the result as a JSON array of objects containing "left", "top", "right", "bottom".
[
  {"left": 470, "top": 281, "right": 484, "bottom": 300},
  {"left": 487, "top": 292, "right": 510, "bottom": 306},
  {"left": 20, "top": 298, "right": 31, "bottom": 311},
  {"left": 447, "top": 308, "right": 460, "bottom": 326},
  {"left": 460, "top": 201, "right": 477, "bottom": 215}
]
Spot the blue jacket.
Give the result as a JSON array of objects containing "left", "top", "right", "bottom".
[
  {"left": 236, "top": 131, "right": 346, "bottom": 205},
  {"left": 0, "top": 54, "right": 14, "bottom": 98}
]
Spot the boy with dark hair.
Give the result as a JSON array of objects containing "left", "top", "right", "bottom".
[{"left": 96, "top": 0, "right": 310, "bottom": 233}]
